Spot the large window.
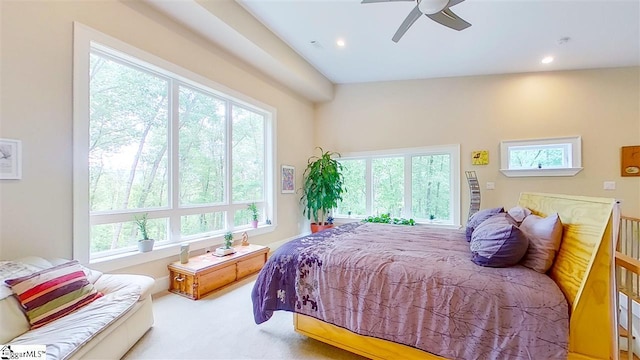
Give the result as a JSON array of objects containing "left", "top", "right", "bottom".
[
  {"left": 335, "top": 145, "right": 460, "bottom": 225},
  {"left": 73, "top": 24, "right": 274, "bottom": 263}
]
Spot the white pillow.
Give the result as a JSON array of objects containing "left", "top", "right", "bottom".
[
  {"left": 519, "top": 213, "right": 564, "bottom": 273},
  {"left": 507, "top": 206, "right": 532, "bottom": 223}
]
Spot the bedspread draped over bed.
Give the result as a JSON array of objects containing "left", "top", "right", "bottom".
[{"left": 252, "top": 222, "right": 569, "bottom": 360}]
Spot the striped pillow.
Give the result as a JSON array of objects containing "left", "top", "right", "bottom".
[{"left": 4, "top": 260, "right": 103, "bottom": 329}]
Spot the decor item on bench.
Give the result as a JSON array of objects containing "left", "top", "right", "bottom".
[
  {"left": 301, "top": 147, "right": 345, "bottom": 233},
  {"left": 215, "top": 232, "right": 236, "bottom": 256},
  {"left": 241, "top": 231, "right": 250, "bottom": 246},
  {"left": 180, "top": 244, "right": 190, "bottom": 264},
  {"left": 252, "top": 192, "right": 617, "bottom": 360},
  {"left": 248, "top": 202, "right": 259, "bottom": 228},
  {"left": 1, "top": 257, "right": 154, "bottom": 360},
  {"left": 135, "top": 213, "right": 154, "bottom": 253}
]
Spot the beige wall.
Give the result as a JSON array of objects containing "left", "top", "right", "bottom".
[
  {"left": 316, "top": 68, "right": 640, "bottom": 220},
  {"left": 0, "top": 1, "right": 315, "bottom": 272}
]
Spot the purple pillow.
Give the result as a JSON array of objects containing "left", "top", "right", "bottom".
[
  {"left": 470, "top": 213, "right": 529, "bottom": 268},
  {"left": 465, "top": 207, "right": 504, "bottom": 241}
]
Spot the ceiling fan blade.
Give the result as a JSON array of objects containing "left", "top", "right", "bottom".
[
  {"left": 361, "top": 0, "right": 413, "bottom": 3},
  {"left": 427, "top": 8, "right": 471, "bottom": 31},
  {"left": 392, "top": 5, "right": 423, "bottom": 42}
]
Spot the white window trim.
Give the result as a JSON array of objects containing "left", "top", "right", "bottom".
[
  {"left": 337, "top": 144, "right": 461, "bottom": 226},
  {"left": 73, "top": 22, "right": 277, "bottom": 269},
  {"left": 499, "top": 136, "right": 583, "bottom": 177}
]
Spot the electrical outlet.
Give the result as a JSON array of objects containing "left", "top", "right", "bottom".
[
  {"left": 486, "top": 182, "right": 495, "bottom": 190},
  {"left": 603, "top": 181, "right": 616, "bottom": 190}
]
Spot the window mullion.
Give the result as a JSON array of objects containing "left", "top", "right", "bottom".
[
  {"left": 404, "top": 155, "right": 412, "bottom": 219},
  {"left": 226, "top": 101, "right": 233, "bottom": 230},
  {"left": 170, "top": 81, "right": 181, "bottom": 242}
]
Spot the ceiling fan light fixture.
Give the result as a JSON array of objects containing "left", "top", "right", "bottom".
[{"left": 418, "top": 0, "right": 450, "bottom": 15}]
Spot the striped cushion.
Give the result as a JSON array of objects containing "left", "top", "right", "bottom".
[{"left": 4, "top": 260, "right": 102, "bottom": 329}]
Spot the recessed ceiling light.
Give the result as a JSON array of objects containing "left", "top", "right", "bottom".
[
  {"left": 336, "top": 39, "right": 346, "bottom": 48},
  {"left": 541, "top": 56, "right": 554, "bottom": 64}
]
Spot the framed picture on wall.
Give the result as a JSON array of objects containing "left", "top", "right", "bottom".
[
  {"left": 281, "top": 165, "right": 295, "bottom": 193},
  {"left": 0, "top": 138, "right": 22, "bottom": 180},
  {"left": 621, "top": 146, "right": 640, "bottom": 176}
]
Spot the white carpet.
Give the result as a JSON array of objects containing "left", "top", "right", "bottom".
[{"left": 123, "top": 276, "right": 367, "bottom": 360}]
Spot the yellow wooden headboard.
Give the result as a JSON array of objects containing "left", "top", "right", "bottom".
[{"left": 518, "top": 192, "right": 616, "bottom": 360}]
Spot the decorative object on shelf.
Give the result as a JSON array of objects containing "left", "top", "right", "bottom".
[
  {"left": 0, "top": 138, "right": 22, "bottom": 180},
  {"left": 248, "top": 202, "right": 259, "bottom": 228},
  {"left": 301, "top": 148, "right": 345, "bottom": 233},
  {"left": 241, "top": 231, "right": 249, "bottom": 246},
  {"left": 471, "top": 150, "right": 489, "bottom": 165},
  {"left": 621, "top": 146, "right": 640, "bottom": 176},
  {"left": 135, "top": 213, "right": 155, "bottom": 253},
  {"left": 465, "top": 171, "right": 481, "bottom": 220},
  {"left": 215, "top": 232, "right": 236, "bottom": 256},
  {"left": 281, "top": 165, "right": 295, "bottom": 194},
  {"left": 179, "top": 244, "right": 190, "bottom": 264}
]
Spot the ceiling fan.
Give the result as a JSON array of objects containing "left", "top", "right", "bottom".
[{"left": 362, "top": 0, "right": 471, "bottom": 43}]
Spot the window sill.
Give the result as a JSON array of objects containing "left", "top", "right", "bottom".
[
  {"left": 500, "top": 167, "right": 583, "bottom": 177},
  {"left": 334, "top": 217, "right": 460, "bottom": 229},
  {"left": 88, "top": 224, "right": 276, "bottom": 273}
]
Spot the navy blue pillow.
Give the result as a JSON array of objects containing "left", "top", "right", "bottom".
[
  {"left": 465, "top": 207, "right": 504, "bottom": 241},
  {"left": 470, "top": 213, "right": 529, "bottom": 268}
]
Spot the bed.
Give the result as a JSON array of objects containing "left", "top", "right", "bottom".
[{"left": 252, "top": 193, "right": 617, "bottom": 360}]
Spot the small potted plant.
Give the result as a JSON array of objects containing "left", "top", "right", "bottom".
[
  {"left": 135, "top": 213, "right": 154, "bottom": 253},
  {"left": 248, "top": 203, "right": 259, "bottom": 228},
  {"left": 215, "top": 232, "right": 236, "bottom": 256}
]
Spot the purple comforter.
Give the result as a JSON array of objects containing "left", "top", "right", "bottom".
[{"left": 252, "top": 222, "right": 568, "bottom": 359}]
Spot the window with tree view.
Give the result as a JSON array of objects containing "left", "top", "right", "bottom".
[
  {"left": 500, "top": 136, "right": 582, "bottom": 177},
  {"left": 77, "top": 36, "right": 273, "bottom": 260},
  {"left": 335, "top": 146, "right": 460, "bottom": 225}
]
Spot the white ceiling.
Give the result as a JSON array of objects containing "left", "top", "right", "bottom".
[
  {"left": 146, "top": 0, "right": 639, "bottom": 100},
  {"left": 238, "top": 0, "right": 640, "bottom": 84}
]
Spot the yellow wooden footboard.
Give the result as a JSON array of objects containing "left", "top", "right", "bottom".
[{"left": 294, "top": 192, "right": 617, "bottom": 360}]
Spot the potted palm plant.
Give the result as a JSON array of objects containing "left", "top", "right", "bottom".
[
  {"left": 300, "top": 147, "right": 346, "bottom": 233},
  {"left": 247, "top": 202, "right": 259, "bottom": 228},
  {"left": 135, "top": 213, "right": 154, "bottom": 252}
]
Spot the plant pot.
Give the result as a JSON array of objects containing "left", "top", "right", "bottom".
[
  {"left": 251, "top": 220, "right": 258, "bottom": 228},
  {"left": 310, "top": 223, "right": 334, "bottom": 233},
  {"left": 138, "top": 239, "right": 155, "bottom": 253}
]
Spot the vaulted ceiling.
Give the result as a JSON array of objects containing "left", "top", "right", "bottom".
[{"left": 145, "top": 0, "right": 640, "bottom": 102}]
